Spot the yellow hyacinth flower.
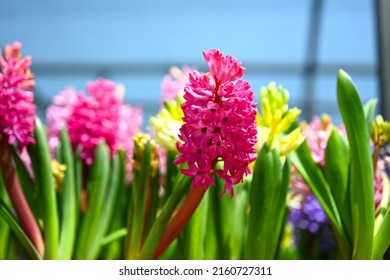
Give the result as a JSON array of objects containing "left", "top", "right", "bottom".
[
  {"left": 51, "top": 160, "right": 66, "bottom": 191},
  {"left": 257, "top": 82, "right": 304, "bottom": 156},
  {"left": 150, "top": 95, "right": 184, "bottom": 151},
  {"left": 372, "top": 115, "right": 390, "bottom": 146}
]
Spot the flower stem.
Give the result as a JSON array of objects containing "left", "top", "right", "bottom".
[
  {"left": 0, "top": 134, "right": 44, "bottom": 257},
  {"left": 372, "top": 143, "right": 381, "bottom": 173},
  {"left": 139, "top": 174, "right": 191, "bottom": 260},
  {"left": 153, "top": 186, "right": 206, "bottom": 259}
]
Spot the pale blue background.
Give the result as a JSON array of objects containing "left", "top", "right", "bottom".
[{"left": 0, "top": 0, "right": 378, "bottom": 128}]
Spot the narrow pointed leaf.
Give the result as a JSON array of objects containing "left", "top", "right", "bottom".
[
  {"left": 100, "top": 228, "right": 128, "bottom": 247},
  {"left": 145, "top": 167, "right": 161, "bottom": 237},
  {"left": 0, "top": 198, "right": 41, "bottom": 260},
  {"left": 246, "top": 145, "right": 284, "bottom": 259},
  {"left": 210, "top": 174, "right": 233, "bottom": 259},
  {"left": 291, "top": 140, "right": 351, "bottom": 258},
  {"left": 28, "top": 118, "right": 59, "bottom": 259},
  {"left": 102, "top": 183, "right": 128, "bottom": 260},
  {"left": 0, "top": 176, "right": 11, "bottom": 260},
  {"left": 75, "top": 142, "right": 110, "bottom": 259},
  {"left": 324, "top": 129, "right": 352, "bottom": 243},
  {"left": 229, "top": 188, "right": 248, "bottom": 260},
  {"left": 363, "top": 98, "right": 378, "bottom": 137},
  {"left": 140, "top": 174, "right": 191, "bottom": 260},
  {"left": 373, "top": 206, "right": 390, "bottom": 259},
  {"left": 74, "top": 146, "right": 82, "bottom": 226},
  {"left": 87, "top": 151, "right": 125, "bottom": 259},
  {"left": 127, "top": 140, "right": 152, "bottom": 259},
  {"left": 185, "top": 189, "right": 209, "bottom": 259},
  {"left": 337, "top": 69, "right": 374, "bottom": 259},
  {"left": 57, "top": 128, "right": 77, "bottom": 259},
  {"left": 163, "top": 151, "right": 179, "bottom": 202}
]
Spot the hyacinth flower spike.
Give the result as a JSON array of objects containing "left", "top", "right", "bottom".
[
  {"left": 152, "top": 49, "right": 258, "bottom": 259},
  {"left": 46, "top": 78, "right": 141, "bottom": 259},
  {"left": 0, "top": 42, "right": 44, "bottom": 257}
]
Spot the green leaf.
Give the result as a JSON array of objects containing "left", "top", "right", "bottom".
[
  {"left": 57, "top": 128, "right": 77, "bottom": 260},
  {"left": 185, "top": 189, "right": 209, "bottom": 259},
  {"left": 363, "top": 98, "right": 378, "bottom": 137},
  {"left": 100, "top": 228, "right": 128, "bottom": 247},
  {"left": 209, "top": 175, "right": 233, "bottom": 260},
  {"left": 145, "top": 167, "right": 161, "bottom": 238},
  {"left": 102, "top": 184, "right": 128, "bottom": 260},
  {"left": 127, "top": 140, "right": 152, "bottom": 259},
  {"left": 140, "top": 173, "right": 191, "bottom": 260},
  {"left": 6, "top": 235, "right": 22, "bottom": 260},
  {"left": 291, "top": 140, "right": 351, "bottom": 258},
  {"left": 75, "top": 142, "right": 110, "bottom": 259},
  {"left": 163, "top": 151, "right": 179, "bottom": 203},
  {"left": 229, "top": 188, "right": 248, "bottom": 260},
  {"left": 203, "top": 189, "right": 218, "bottom": 260},
  {"left": 0, "top": 175, "right": 11, "bottom": 260},
  {"left": 373, "top": 207, "right": 390, "bottom": 259},
  {"left": 337, "top": 69, "right": 374, "bottom": 259},
  {"left": 324, "top": 129, "right": 352, "bottom": 244},
  {"left": 0, "top": 197, "right": 41, "bottom": 260},
  {"left": 28, "top": 118, "right": 59, "bottom": 259},
  {"left": 86, "top": 151, "right": 125, "bottom": 259},
  {"left": 246, "top": 145, "right": 288, "bottom": 259},
  {"left": 74, "top": 146, "right": 83, "bottom": 226}
]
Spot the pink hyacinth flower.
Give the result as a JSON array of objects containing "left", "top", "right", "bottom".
[
  {"left": 161, "top": 66, "right": 194, "bottom": 102},
  {"left": 47, "top": 79, "right": 142, "bottom": 175},
  {"left": 301, "top": 116, "right": 331, "bottom": 166},
  {"left": 117, "top": 105, "right": 143, "bottom": 182},
  {"left": 46, "top": 87, "right": 78, "bottom": 155},
  {"left": 67, "top": 79, "right": 123, "bottom": 164},
  {"left": 174, "top": 49, "right": 257, "bottom": 197},
  {"left": 0, "top": 41, "right": 36, "bottom": 148}
]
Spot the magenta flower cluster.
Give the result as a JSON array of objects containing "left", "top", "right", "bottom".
[
  {"left": 174, "top": 49, "right": 257, "bottom": 197},
  {"left": 47, "top": 79, "right": 142, "bottom": 168},
  {"left": 0, "top": 42, "right": 36, "bottom": 148}
]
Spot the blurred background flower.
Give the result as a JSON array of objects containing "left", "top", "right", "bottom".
[
  {"left": 46, "top": 79, "right": 142, "bottom": 181},
  {"left": 0, "top": 41, "right": 36, "bottom": 148}
]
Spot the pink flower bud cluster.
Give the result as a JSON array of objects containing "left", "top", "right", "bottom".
[
  {"left": 0, "top": 42, "right": 36, "bottom": 148},
  {"left": 175, "top": 49, "right": 257, "bottom": 197},
  {"left": 47, "top": 79, "right": 142, "bottom": 169}
]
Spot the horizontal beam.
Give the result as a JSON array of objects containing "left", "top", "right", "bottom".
[{"left": 31, "top": 62, "right": 378, "bottom": 77}]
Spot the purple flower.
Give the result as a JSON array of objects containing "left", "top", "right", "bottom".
[
  {"left": 290, "top": 194, "right": 328, "bottom": 234},
  {"left": 289, "top": 194, "right": 337, "bottom": 252}
]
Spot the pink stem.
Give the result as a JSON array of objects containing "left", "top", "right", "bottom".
[
  {"left": 153, "top": 187, "right": 206, "bottom": 259},
  {"left": 0, "top": 134, "right": 44, "bottom": 257}
]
